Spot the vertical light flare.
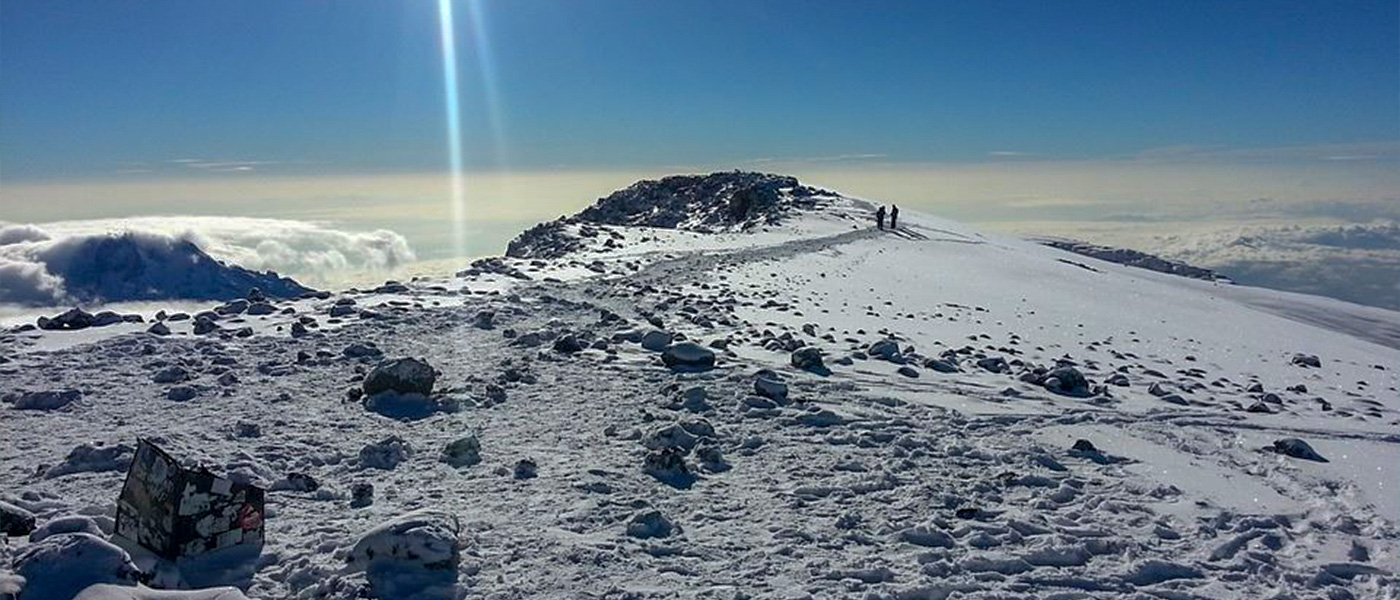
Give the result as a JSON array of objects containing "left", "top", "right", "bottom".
[{"left": 438, "top": 0, "right": 467, "bottom": 259}]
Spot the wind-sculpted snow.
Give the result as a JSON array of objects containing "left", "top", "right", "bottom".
[{"left": 1, "top": 183, "right": 1397, "bottom": 599}]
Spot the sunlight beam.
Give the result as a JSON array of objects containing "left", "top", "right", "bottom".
[{"left": 438, "top": 0, "right": 467, "bottom": 259}]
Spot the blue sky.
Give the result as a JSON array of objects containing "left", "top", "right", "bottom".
[{"left": 2, "top": 0, "right": 1396, "bottom": 181}]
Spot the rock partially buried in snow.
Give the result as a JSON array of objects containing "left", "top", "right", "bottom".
[
  {"left": 661, "top": 342, "right": 715, "bottom": 371},
  {"left": 152, "top": 366, "right": 188, "bottom": 384},
  {"left": 166, "top": 386, "right": 198, "bottom": 402},
  {"left": 1269, "top": 438, "right": 1328, "bottom": 462},
  {"left": 360, "top": 436, "right": 412, "bottom": 470},
  {"left": 1290, "top": 353, "right": 1322, "bottom": 368},
  {"left": 1, "top": 500, "right": 36, "bottom": 536},
  {"left": 37, "top": 308, "right": 95, "bottom": 331},
  {"left": 363, "top": 357, "right": 437, "bottom": 396},
  {"left": 790, "top": 347, "right": 828, "bottom": 374},
  {"left": 14, "top": 533, "right": 141, "bottom": 600},
  {"left": 625, "top": 509, "right": 676, "bottom": 538},
  {"left": 440, "top": 434, "right": 482, "bottom": 468},
  {"left": 14, "top": 389, "right": 81, "bottom": 410},
  {"left": 640, "top": 329, "right": 674, "bottom": 352},
  {"left": 1040, "top": 365, "right": 1090, "bottom": 396},
  {"left": 754, "top": 374, "right": 789, "bottom": 402},
  {"left": 45, "top": 443, "right": 133, "bottom": 479},
  {"left": 30, "top": 515, "right": 105, "bottom": 543},
  {"left": 347, "top": 510, "right": 463, "bottom": 600}
]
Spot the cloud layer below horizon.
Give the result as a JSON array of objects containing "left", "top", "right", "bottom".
[{"left": 0, "top": 217, "right": 416, "bottom": 305}]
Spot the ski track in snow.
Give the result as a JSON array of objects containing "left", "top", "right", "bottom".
[{"left": 2, "top": 195, "right": 1398, "bottom": 599}]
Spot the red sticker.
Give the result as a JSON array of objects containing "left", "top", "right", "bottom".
[{"left": 238, "top": 503, "right": 263, "bottom": 530}]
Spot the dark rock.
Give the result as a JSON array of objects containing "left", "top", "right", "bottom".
[
  {"left": 1, "top": 500, "right": 36, "bottom": 536},
  {"left": 1291, "top": 354, "right": 1322, "bottom": 368},
  {"left": 791, "top": 347, "right": 827, "bottom": 374},
  {"left": 350, "top": 482, "right": 374, "bottom": 508},
  {"left": 440, "top": 435, "right": 482, "bottom": 468},
  {"left": 37, "top": 308, "right": 95, "bottom": 331},
  {"left": 363, "top": 357, "right": 437, "bottom": 396},
  {"left": 1270, "top": 438, "right": 1327, "bottom": 462},
  {"left": 661, "top": 342, "right": 716, "bottom": 371},
  {"left": 14, "top": 389, "right": 81, "bottom": 410}
]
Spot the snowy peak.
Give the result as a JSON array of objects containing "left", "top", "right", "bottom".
[
  {"left": 36, "top": 232, "right": 312, "bottom": 304},
  {"left": 506, "top": 171, "right": 835, "bottom": 259}
]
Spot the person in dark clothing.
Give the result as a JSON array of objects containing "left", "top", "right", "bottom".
[
  {"left": 875, "top": 205, "right": 886, "bottom": 230},
  {"left": 890, "top": 205, "right": 900, "bottom": 229}
]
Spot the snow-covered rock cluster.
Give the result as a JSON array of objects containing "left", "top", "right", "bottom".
[
  {"left": 1, "top": 173, "right": 1397, "bottom": 599},
  {"left": 506, "top": 171, "right": 831, "bottom": 259}
]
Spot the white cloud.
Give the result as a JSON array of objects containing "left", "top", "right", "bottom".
[{"left": 0, "top": 217, "right": 417, "bottom": 306}]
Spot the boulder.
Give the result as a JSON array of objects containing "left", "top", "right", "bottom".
[
  {"left": 152, "top": 366, "right": 188, "bottom": 384},
  {"left": 1270, "top": 438, "right": 1327, "bottom": 462},
  {"left": 347, "top": 510, "right": 462, "bottom": 599},
  {"left": 37, "top": 308, "right": 95, "bottom": 331},
  {"left": 661, "top": 342, "right": 715, "bottom": 371},
  {"left": 1290, "top": 353, "right": 1322, "bottom": 368},
  {"left": 867, "top": 339, "right": 902, "bottom": 361},
  {"left": 1041, "top": 366, "right": 1089, "bottom": 396},
  {"left": 13, "top": 533, "right": 140, "bottom": 600},
  {"left": 790, "top": 347, "right": 828, "bottom": 374},
  {"left": 1, "top": 500, "right": 36, "bottom": 536},
  {"left": 625, "top": 509, "right": 675, "bottom": 538},
  {"left": 14, "top": 389, "right": 81, "bottom": 411},
  {"left": 754, "top": 375, "right": 788, "bottom": 402},
  {"left": 350, "top": 482, "right": 375, "bottom": 508},
  {"left": 166, "top": 386, "right": 198, "bottom": 402},
  {"left": 364, "top": 357, "right": 437, "bottom": 396},
  {"left": 640, "top": 329, "right": 674, "bottom": 352},
  {"left": 440, "top": 435, "right": 482, "bottom": 468},
  {"left": 360, "top": 436, "right": 412, "bottom": 470},
  {"left": 923, "top": 358, "right": 959, "bottom": 373}
]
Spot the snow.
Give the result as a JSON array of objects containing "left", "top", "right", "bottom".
[{"left": 2, "top": 181, "right": 1397, "bottom": 599}]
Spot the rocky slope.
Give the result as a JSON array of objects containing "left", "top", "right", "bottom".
[
  {"left": 505, "top": 171, "right": 832, "bottom": 259},
  {"left": 1, "top": 175, "right": 1396, "bottom": 600}
]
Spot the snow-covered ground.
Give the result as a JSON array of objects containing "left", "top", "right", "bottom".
[{"left": 2, "top": 181, "right": 1396, "bottom": 599}]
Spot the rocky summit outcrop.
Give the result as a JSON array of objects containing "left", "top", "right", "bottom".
[{"left": 506, "top": 172, "right": 830, "bottom": 259}]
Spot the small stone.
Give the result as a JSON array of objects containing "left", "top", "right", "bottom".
[{"left": 440, "top": 434, "right": 482, "bottom": 468}]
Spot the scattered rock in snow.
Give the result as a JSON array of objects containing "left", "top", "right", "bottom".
[
  {"left": 166, "top": 386, "right": 198, "bottom": 402},
  {"left": 640, "top": 329, "right": 674, "bottom": 352},
  {"left": 27, "top": 515, "right": 104, "bottom": 543},
  {"left": 976, "top": 356, "right": 1009, "bottom": 373},
  {"left": 643, "top": 447, "right": 693, "bottom": 487},
  {"left": 146, "top": 322, "right": 171, "bottom": 336},
  {"left": 1290, "top": 353, "right": 1322, "bottom": 368},
  {"left": 193, "top": 316, "right": 219, "bottom": 335},
  {"left": 13, "top": 389, "right": 81, "bottom": 410},
  {"left": 790, "top": 347, "right": 829, "bottom": 374},
  {"left": 350, "top": 483, "right": 375, "bottom": 508},
  {"left": 14, "top": 533, "right": 140, "bottom": 600},
  {"left": 754, "top": 375, "right": 788, "bottom": 402},
  {"left": 1269, "top": 438, "right": 1328, "bottom": 462},
  {"left": 152, "top": 366, "right": 188, "bottom": 384},
  {"left": 896, "top": 366, "right": 920, "bottom": 378},
  {"left": 1071, "top": 439, "right": 1098, "bottom": 453},
  {"left": 867, "top": 339, "right": 902, "bottom": 362},
  {"left": 1039, "top": 366, "right": 1090, "bottom": 396},
  {"left": 343, "top": 343, "right": 383, "bottom": 358},
  {"left": 37, "top": 308, "right": 96, "bottom": 331},
  {"left": 552, "top": 334, "right": 584, "bottom": 354},
  {"left": 513, "top": 458, "right": 538, "bottom": 479},
  {"left": 363, "top": 357, "right": 437, "bottom": 396},
  {"left": 359, "top": 436, "right": 412, "bottom": 470},
  {"left": 924, "top": 358, "right": 959, "bottom": 373},
  {"left": 661, "top": 342, "right": 715, "bottom": 371},
  {"left": 45, "top": 443, "right": 134, "bottom": 479},
  {"left": 346, "top": 510, "right": 462, "bottom": 599},
  {"left": 439, "top": 435, "right": 482, "bottom": 468},
  {"left": 625, "top": 509, "right": 675, "bottom": 538},
  {"left": 1, "top": 501, "right": 36, "bottom": 536}
]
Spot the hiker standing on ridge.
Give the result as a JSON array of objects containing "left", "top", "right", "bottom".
[
  {"left": 890, "top": 205, "right": 900, "bottom": 229},
  {"left": 875, "top": 205, "right": 886, "bottom": 230}
]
